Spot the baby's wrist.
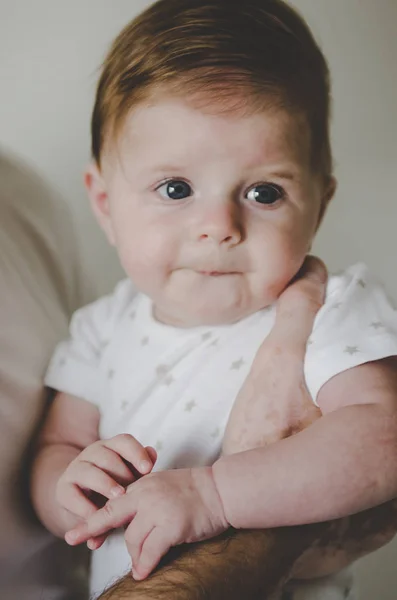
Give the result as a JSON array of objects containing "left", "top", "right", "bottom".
[{"left": 191, "top": 466, "right": 229, "bottom": 529}]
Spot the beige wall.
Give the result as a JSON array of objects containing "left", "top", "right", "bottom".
[{"left": 1, "top": 1, "right": 396, "bottom": 597}]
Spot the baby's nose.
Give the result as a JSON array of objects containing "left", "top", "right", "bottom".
[{"left": 195, "top": 203, "right": 243, "bottom": 246}]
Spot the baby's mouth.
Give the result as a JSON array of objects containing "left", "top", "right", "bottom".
[{"left": 198, "top": 270, "right": 238, "bottom": 277}]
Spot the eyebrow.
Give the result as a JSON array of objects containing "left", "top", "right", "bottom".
[
  {"left": 140, "top": 165, "right": 186, "bottom": 177},
  {"left": 266, "top": 170, "right": 297, "bottom": 181},
  {"left": 139, "top": 166, "right": 299, "bottom": 182}
]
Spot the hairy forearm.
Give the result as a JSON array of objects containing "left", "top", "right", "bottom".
[
  {"left": 213, "top": 404, "right": 397, "bottom": 529},
  {"left": 30, "top": 443, "right": 81, "bottom": 536},
  {"left": 98, "top": 524, "right": 328, "bottom": 600},
  {"left": 292, "top": 499, "right": 397, "bottom": 579},
  {"left": 96, "top": 496, "right": 397, "bottom": 599}
]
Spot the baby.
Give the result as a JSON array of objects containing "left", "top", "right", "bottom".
[{"left": 31, "top": 0, "right": 397, "bottom": 598}]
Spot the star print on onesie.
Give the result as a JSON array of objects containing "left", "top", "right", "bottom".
[{"left": 45, "top": 263, "right": 397, "bottom": 599}]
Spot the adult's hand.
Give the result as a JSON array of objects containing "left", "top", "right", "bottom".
[
  {"left": 223, "top": 255, "right": 325, "bottom": 454},
  {"left": 223, "top": 255, "right": 397, "bottom": 580}
]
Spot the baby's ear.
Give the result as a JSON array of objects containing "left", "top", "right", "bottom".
[
  {"left": 316, "top": 176, "right": 337, "bottom": 231},
  {"left": 84, "top": 162, "right": 116, "bottom": 245}
]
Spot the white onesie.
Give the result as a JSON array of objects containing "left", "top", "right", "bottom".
[{"left": 45, "top": 263, "right": 397, "bottom": 599}]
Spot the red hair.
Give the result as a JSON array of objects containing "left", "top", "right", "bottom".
[{"left": 92, "top": 0, "right": 332, "bottom": 176}]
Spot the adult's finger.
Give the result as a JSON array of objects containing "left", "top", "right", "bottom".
[
  {"left": 266, "top": 256, "right": 327, "bottom": 354},
  {"left": 145, "top": 446, "right": 158, "bottom": 465}
]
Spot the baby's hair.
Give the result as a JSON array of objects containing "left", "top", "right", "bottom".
[{"left": 92, "top": 0, "right": 332, "bottom": 177}]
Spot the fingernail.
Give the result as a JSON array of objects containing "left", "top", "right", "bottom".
[
  {"left": 65, "top": 531, "right": 78, "bottom": 544},
  {"left": 110, "top": 486, "right": 125, "bottom": 498},
  {"left": 140, "top": 460, "right": 151, "bottom": 473},
  {"left": 87, "top": 539, "right": 96, "bottom": 550},
  {"left": 308, "top": 263, "right": 327, "bottom": 283}
]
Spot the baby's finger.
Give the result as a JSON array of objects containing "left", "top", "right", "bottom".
[
  {"left": 269, "top": 256, "right": 327, "bottom": 354},
  {"left": 124, "top": 515, "right": 151, "bottom": 569},
  {"left": 132, "top": 527, "right": 171, "bottom": 580},
  {"left": 65, "top": 493, "right": 136, "bottom": 545},
  {"left": 60, "top": 484, "right": 98, "bottom": 521},
  {"left": 104, "top": 434, "right": 155, "bottom": 475},
  {"left": 84, "top": 445, "right": 138, "bottom": 486},
  {"left": 74, "top": 461, "right": 125, "bottom": 500}
]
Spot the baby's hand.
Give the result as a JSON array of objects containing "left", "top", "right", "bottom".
[
  {"left": 58, "top": 434, "right": 156, "bottom": 546},
  {"left": 65, "top": 466, "right": 229, "bottom": 580}
]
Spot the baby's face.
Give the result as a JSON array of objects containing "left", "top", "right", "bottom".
[{"left": 87, "top": 96, "right": 330, "bottom": 327}]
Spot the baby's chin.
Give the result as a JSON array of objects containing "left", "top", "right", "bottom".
[
  {"left": 156, "top": 307, "right": 250, "bottom": 328},
  {"left": 151, "top": 272, "right": 280, "bottom": 327},
  {"left": 155, "top": 294, "right": 268, "bottom": 328}
]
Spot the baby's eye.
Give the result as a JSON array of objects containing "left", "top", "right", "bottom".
[
  {"left": 157, "top": 180, "right": 193, "bottom": 200},
  {"left": 246, "top": 183, "right": 284, "bottom": 205}
]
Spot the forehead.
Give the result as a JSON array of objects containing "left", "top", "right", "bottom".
[{"left": 105, "top": 95, "right": 312, "bottom": 173}]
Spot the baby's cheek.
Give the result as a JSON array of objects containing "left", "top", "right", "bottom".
[
  {"left": 120, "top": 241, "right": 175, "bottom": 297},
  {"left": 118, "top": 226, "right": 162, "bottom": 268},
  {"left": 276, "top": 228, "right": 309, "bottom": 275},
  {"left": 254, "top": 234, "right": 307, "bottom": 302}
]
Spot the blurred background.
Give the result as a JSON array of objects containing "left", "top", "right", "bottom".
[{"left": 0, "top": 1, "right": 396, "bottom": 597}]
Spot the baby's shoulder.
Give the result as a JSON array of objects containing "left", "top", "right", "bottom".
[
  {"left": 69, "top": 278, "right": 141, "bottom": 340},
  {"left": 325, "top": 262, "right": 371, "bottom": 302},
  {"left": 314, "top": 262, "right": 395, "bottom": 333},
  {"left": 103, "top": 278, "right": 140, "bottom": 322},
  {"left": 304, "top": 263, "right": 397, "bottom": 403}
]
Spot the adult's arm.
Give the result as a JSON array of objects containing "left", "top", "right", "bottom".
[
  {"left": 222, "top": 257, "right": 397, "bottom": 578},
  {"left": 98, "top": 524, "right": 327, "bottom": 600},
  {"left": 97, "top": 503, "right": 397, "bottom": 600}
]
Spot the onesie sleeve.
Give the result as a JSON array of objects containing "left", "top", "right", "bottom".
[
  {"left": 304, "top": 263, "right": 397, "bottom": 405},
  {"left": 44, "top": 279, "right": 135, "bottom": 406}
]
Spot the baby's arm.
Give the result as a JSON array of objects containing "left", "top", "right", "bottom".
[
  {"left": 222, "top": 307, "right": 397, "bottom": 579},
  {"left": 31, "top": 392, "right": 155, "bottom": 538},
  {"left": 213, "top": 356, "right": 397, "bottom": 529},
  {"left": 31, "top": 392, "right": 101, "bottom": 536}
]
